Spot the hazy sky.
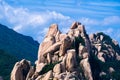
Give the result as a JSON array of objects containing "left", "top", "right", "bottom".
[{"left": 0, "top": 0, "right": 120, "bottom": 43}]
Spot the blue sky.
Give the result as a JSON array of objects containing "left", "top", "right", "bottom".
[{"left": 0, "top": 0, "right": 120, "bottom": 43}]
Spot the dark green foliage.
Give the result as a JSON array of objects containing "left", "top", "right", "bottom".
[
  {"left": 0, "top": 23, "right": 39, "bottom": 80},
  {"left": 74, "top": 36, "right": 85, "bottom": 47},
  {"left": 74, "top": 36, "right": 85, "bottom": 63},
  {"left": 89, "top": 52, "right": 102, "bottom": 80},
  {"left": 0, "top": 49, "right": 18, "bottom": 80},
  {"left": 97, "top": 32, "right": 120, "bottom": 54},
  {"left": 72, "top": 36, "right": 88, "bottom": 79},
  {"left": 100, "top": 70, "right": 120, "bottom": 80},
  {"left": 101, "top": 60, "right": 120, "bottom": 72},
  {"left": 0, "top": 24, "right": 39, "bottom": 62},
  {"left": 100, "top": 60, "right": 120, "bottom": 79},
  {"left": 89, "top": 32, "right": 120, "bottom": 79},
  {"left": 70, "top": 35, "right": 85, "bottom": 51},
  {"left": 39, "top": 61, "right": 62, "bottom": 75},
  {"left": 111, "top": 71, "right": 120, "bottom": 80},
  {"left": 89, "top": 50, "right": 120, "bottom": 80}
]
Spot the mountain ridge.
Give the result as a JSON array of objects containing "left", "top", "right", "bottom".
[
  {"left": 0, "top": 23, "right": 39, "bottom": 62},
  {"left": 0, "top": 49, "right": 18, "bottom": 80}
]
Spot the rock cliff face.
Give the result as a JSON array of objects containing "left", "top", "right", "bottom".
[{"left": 11, "top": 22, "right": 120, "bottom": 80}]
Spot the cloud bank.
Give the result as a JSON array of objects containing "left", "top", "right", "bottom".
[{"left": 0, "top": 0, "right": 120, "bottom": 43}]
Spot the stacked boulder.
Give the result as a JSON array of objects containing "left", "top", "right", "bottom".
[
  {"left": 11, "top": 59, "right": 31, "bottom": 80},
  {"left": 11, "top": 22, "right": 120, "bottom": 80},
  {"left": 89, "top": 32, "right": 120, "bottom": 80},
  {"left": 89, "top": 32, "right": 120, "bottom": 62}
]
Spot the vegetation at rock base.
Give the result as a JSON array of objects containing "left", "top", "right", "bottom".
[
  {"left": 0, "top": 49, "right": 18, "bottom": 80},
  {"left": 39, "top": 60, "right": 62, "bottom": 75},
  {"left": 0, "top": 23, "right": 39, "bottom": 80},
  {"left": 97, "top": 32, "right": 120, "bottom": 54},
  {"left": 89, "top": 52, "right": 120, "bottom": 80}
]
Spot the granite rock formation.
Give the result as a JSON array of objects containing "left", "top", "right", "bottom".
[{"left": 11, "top": 22, "right": 120, "bottom": 80}]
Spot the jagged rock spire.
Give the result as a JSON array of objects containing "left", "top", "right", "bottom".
[{"left": 11, "top": 22, "right": 120, "bottom": 80}]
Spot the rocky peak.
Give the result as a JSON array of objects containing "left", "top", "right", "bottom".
[
  {"left": 11, "top": 22, "right": 120, "bottom": 80},
  {"left": 89, "top": 32, "right": 120, "bottom": 61},
  {"left": 46, "top": 24, "right": 59, "bottom": 37}
]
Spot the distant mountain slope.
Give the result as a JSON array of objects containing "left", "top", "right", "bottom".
[
  {"left": 0, "top": 24, "right": 39, "bottom": 62},
  {"left": 0, "top": 49, "right": 18, "bottom": 80}
]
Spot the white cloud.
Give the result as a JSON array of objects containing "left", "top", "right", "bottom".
[
  {"left": 103, "top": 28, "right": 113, "bottom": 34},
  {"left": 78, "top": 16, "right": 120, "bottom": 43},
  {"left": 103, "top": 16, "right": 120, "bottom": 25},
  {"left": 61, "top": 27, "right": 69, "bottom": 33},
  {"left": 0, "top": 0, "right": 120, "bottom": 43},
  {"left": 89, "top": 2, "right": 120, "bottom": 7},
  {"left": 0, "top": 1, "right": 73, "bottom": 42},
  {"left": 38, "top": 27, "right": 49, "bottom": 35},
  {"left": 0, "top": 1, "right": 71, "bottom": 32},
  {"left": 115, "top": 29, "right": 120, "bottom": 39},
  {"left": 105, "top": 28, "right": 113, "bottom": 34},
  {"left": 36, "top": 27, "right": 49, "bottom": 42},
  {"left": 13, "top": 25, "right": 22, "bottom": 31},
  {"left": 49, "top": 11, "right": 70, "bottom": 20},
  {"left": 0, "top": 1, "right": 70, "bottom": 32},
  {"left": 79, "top": 17, "right": 99, "bottom": 26},
  {"left": 78, "top": 16, "right": 120, "bottom": 27}
]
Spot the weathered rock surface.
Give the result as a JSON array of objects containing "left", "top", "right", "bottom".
[
  {"left": 26, "top": 66, "right": 35, "bottom": 80},
  {"left": 38, "top": 36, "right": 55, "bottom": 63},
  {"left": 53, "top": 63, "right": 61, "bottom": 74},
  {"left": 80, "top": 58, "right": 93, "bottom": 80},
  {"left": 36, "top": 63, "right": 46, "bottom": 73},
  {"left": 11, "top": 59, "right": 30, "bottom": 80},
  {"left": 66, "top": 49, "right": 77, "bottom": 72},
  {"left": 11, "top": 22, "right": 120, "bottom": 80}
]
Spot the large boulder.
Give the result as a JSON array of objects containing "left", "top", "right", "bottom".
[
  {"left": 38, "top": 24, "right": 61, "bottom": 64},
  {"left": 59, "top": 35, "right": 72, "bottom": 56},
  {"left": 78, "top": 24, "right": 85, "bottom": 34},
  {"left": 36, "top": 63, "right": 46, "bottom": 73},
  {"left": 11, "top": 59, "right": 30, "bottom": 80},
  {"left": 46, "top": 24, "right": 59, "bottom": 37},
  {"left": 43, "top": 70, "right": 53, "bottom": 80},
  {"left": 52, "top": 54, "right": 59, "bottom": 63},
  {"left": 38, "top": 36, "right": 55, "bottom": 63},
  {"left": 35, "top": 70, "right": 53, "bottom": 80},
  {"left": 70, "top": 22, "right": 81, "bottom": 29},
  {"left": 43, "top": 42, "right": 61, "bottom": 56},
  {"left": 26, "top": 66, "right": 35, "bottom": 80},
  {"left": 53, "top": 63, "right": 61, "bottom": 74},
  {"left": 64, "top": 72, "right": 79, "bottom": 80},
  {"left": 80, "top": 58, "right": 93, "bottom": 80},
  {"left": 46, "top": 24, "right": 61, "bottom": 42},
  {"left": 66, "top": 49, "right": 77, "bottom": 72}
]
